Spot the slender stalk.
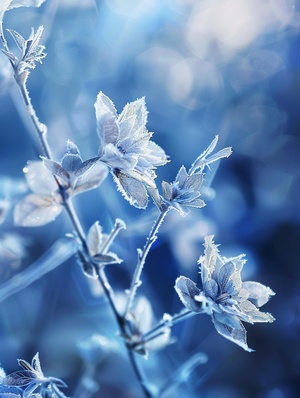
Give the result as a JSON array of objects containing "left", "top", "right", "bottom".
[
  {"left": 124, "top": 209, "right": 169, "bottom": 318},
  {"left": 10, "top": 70, "right": 152, "bottom": 397},
  {"left": 141, "top": 309, "right": 194, "bottom": 344},
  {"left": 17, "top": 80, "right": 53, "bottom": 159}
]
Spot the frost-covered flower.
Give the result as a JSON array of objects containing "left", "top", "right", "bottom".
[
  {"left": 2, "top": 26, "right": 46, "bottom": 82},
  {"left": 14, "top": 142, "right": 107, "bottom": 227},
  {"left": 160, "top": 166, "right": 205, "bottom": 215},
  {"left": 3, "top": 352, "right": 67, "bottom": 398},
  {"left": 151, "top": 135, "right": 232, "bottom": 215},
  {"left": 42, "top": 140, "right": 107, "bottom": 193},
  {"left": 95, "top": 91, "right": 168, "bottom": 209},
  {"left": 175, "top": 235, "right": 275, "bottom": 351}
]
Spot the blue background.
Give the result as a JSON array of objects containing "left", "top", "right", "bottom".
[{"left": 0, "top": 1, "right": 299, "bottom": 397}]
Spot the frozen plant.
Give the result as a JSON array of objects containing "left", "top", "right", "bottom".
[{"left": 0, "top": 1, "right": 275, "bottom": 397}]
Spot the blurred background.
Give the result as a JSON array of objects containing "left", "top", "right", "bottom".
[{"left": 0, "top": 0, "right": 300, "bottom": 397}]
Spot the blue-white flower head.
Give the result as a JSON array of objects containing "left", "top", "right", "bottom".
[
  {"left": 175, "top": 235, "right": 275, "bottom": 352},
  {"left": 3, "top": 352, "right": 67, "bottom": 398},
  {"left": 152, "top": 135, "right": 232, "bottom": 215},
  {"left": 161, "top": 165, "right": 205, "bottom": 215},
  {"left": 95, "top": 91, "right": 169, "bottom": 209}
]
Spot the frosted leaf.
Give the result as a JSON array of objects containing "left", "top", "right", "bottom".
[
  {"left": 66, "top": 139, "right": 80, "bottom": 154},
  {"left": 7, "top": 29, "right": 25, "bottom": 50},
  {"left": 87, "top": 221, "right": 103, "bottom": 257},
  {"left": 198, "top": 235, "right": 219, "bottom": 283},
  {"left": 75, "top": 157, "right": 100, "bottom": 177},
  {"left": 60, "top": 153, "right": 82, "bottom": 174},
  {"left": 118, "top": 97, "right": 148, "bottom": 138},
  {"left": 112, "top": 170, "right": 148, "bottom": 209},
  {"left": 92, "top": 252, "right": 122, "bottom": 265},
  {"left": 24, "top": 161, "right": 57, "bottom": 195},
  {"left": 212, "top": 313, "right": 253, "bottom": 352},
  {"left": 42, "top": 158, "right": 70, "bottom": 182},
  {"left": 243, "top": 281, "right": 275, "bottom": 308},
  {"left": 0, "top": 0, "right": 13, "bottom": 22},
  {"left": 14, "top": 194, "right": 62, "bottom": 226},
  {"left": 161, "top": 181, "right": 172, "bottom": 201},
  {"left": 95, "top": 91, "right": 117, "bottom": 120},
  {"left": 174, "top": 276, "right": 202, "bottom": 313},
  {"left": 4, "top": 352, "right": 67, "bottom": 398},
  {"left": 73, "top": 163, "right": 108, "bottom": 194},
  {"left": 4, "top": 370, "right": 36, "bottom": 386},
  {"left": 189, "top": 135, "right": 232, "bottom": 174},
  {"left": 95, "top": 91, "right": 119, "bottom": 148},
  {"left": 8, "top": 0, "right": 46, "bottom": 9}
]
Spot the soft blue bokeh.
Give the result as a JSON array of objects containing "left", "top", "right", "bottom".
[{"left": 0, "top": 0, "right": 299, "bottom": 397}]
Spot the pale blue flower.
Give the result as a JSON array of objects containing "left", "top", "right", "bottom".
[
  {"left": 95, "top": 91, "right": 168, "bottom": 209},
  {"left": 175, "top": 235, "right": 275, "bottom": 352},
  {"left": 151, "top": 135, "right": 232, "bottom": 215},
  {"left": 14, "top": 142, "right": 108, "bottom": 227},
  {"left": 3, "top": 353, "right": 67, "bottom": 398},
  {"left": 2, "top": 27, "right": 46, "bottom": 80},
  {"left": 160, "top": 166, "right": 205, "bottom": 215}
]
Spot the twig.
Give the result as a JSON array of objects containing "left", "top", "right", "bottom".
[
  {"left": 124, "top": 209, "right": 169, "bottom": 319},
  {"left": 9, "top": 56, "right": 153, "bottom": 398}
]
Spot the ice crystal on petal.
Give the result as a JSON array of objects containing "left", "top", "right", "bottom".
[
  {"left": 155, "top": 136, "right": 231, "bottom": 214},
  {"left": 0, "top": 0, "right": 45, "bottom": 25},
  {"left": 14, "top": 161, "right": 62, "bottom": 227},
  {"left": 161, "top": 166, "right": 205, "bottom": 215},
  {"left": 175, "top": 235, "right": 275, "bottom": 351},
  {"left": 3, "top": 27, "right": 46, "bottom": 81},
  {"left": 42, "top": 140, "right": 107, "bottom": 195},
  {"left": 95, "top": 92, "right": 168, "bottom": 208},
  {"left": 3, "top": 353, "right": 67, "bottom": 398}
]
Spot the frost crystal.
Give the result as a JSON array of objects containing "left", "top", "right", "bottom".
[
  {"left": 153, "top": 135, "right": 231, "bottom": 215},
  {"left": 175, "top": 235, "right": 275, "bottom": 352},
  {"left": 3, "top": 352, "right": 67, "bottom": 398},
  {"left": 95, "top": 91, "right": 168, "bottom": 209}
]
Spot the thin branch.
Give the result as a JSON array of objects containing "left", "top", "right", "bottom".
[
  {"left": 141, "top": 309, "right": 194, "bottom": 344},
  {"left": 9, "top": 65, "right": 152, "bottom": 398},
  {"left": 124, "top": 208, "right": 169, "bottom": 319}
]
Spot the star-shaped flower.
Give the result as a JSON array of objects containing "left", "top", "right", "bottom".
[
  {"left": 95, "top": 91, "right": 168, "bottom": 209},
  {"left": 3, "top": 352, "right": 67, "bottom": 398},
  {"left": 175, "top": 235, "right": 275, "bottom": 351}
]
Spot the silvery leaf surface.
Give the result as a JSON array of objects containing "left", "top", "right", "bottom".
[
  {"left": 211, "top": 312, "right": 253, "bottom": 352},
  {"left": 118, "top": 97, "right": 148, "bottom": 139},
  {"left": 87, "top": 221, "right": 103, "bottom": 257},
  {"left": 8, "top": 0, "right": 45, "bottom": 9},
  {"left": 75, "top": 157, "right": 100, "bottom": 177},
  {"left": 7, "top": 29, "right": 25, "bottom": 50},
  {"left": 42, "top": 158, "right": 70, "bottom": 182},
  {"left": 24, "top": 161, "right": 57, "bottom": 195},
  {"left": 243, "top": 281, "right": 275, "bottom": 307},
  {"left": 1, "top": 0, "right": 45, "bottom": 23},
  {"left": 73, "top": 163, "right": 108, "bottom": 194},
  {"left": 3, "top": 370, "right": 37, "bottom": 387},
  {"left": 198, "top": 235, "right": 219, "bottom": 285},
  {"left": 14, "top": 194, "right": 62, "bottom": 226},
  {"left": 174, "top": 276, "right": 202, "bottom": 313},
  {"left": 92, "top": 252, "right": 122, "bottom": 265},
  {"left": 112, "top": 170, "right": 149, "bottom": 209},
  {"left": 61, "top": 153, "right": 82, "bottom": 174},
  {"left": 143, "top": 140, "right": 169, "bottom": 167},
  {"left": 95, "top": 91, "right": 119, "bottom": 148}
]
